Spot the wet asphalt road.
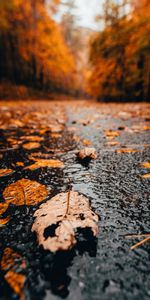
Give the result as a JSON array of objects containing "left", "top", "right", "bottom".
[{"left": 0, "top": 100, "right": 150, "bottom": 300}]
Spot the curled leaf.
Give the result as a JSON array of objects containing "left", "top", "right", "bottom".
[
  {"left": 3, "top": 178, "right": 49, "bottom": 206},
  {"left": 32, "top": 191, "right": 99, "bottom": 252},
  {"left": 77, "top": 148, "right": 97, "bottom": 160}
]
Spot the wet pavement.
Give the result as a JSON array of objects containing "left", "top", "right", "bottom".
[{"left": 0, "top": 100, "right": 150, "bottom": 300}]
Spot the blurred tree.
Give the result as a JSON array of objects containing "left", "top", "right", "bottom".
[
  {"left": 0, "top": 0, "right": 77, "bottom": 94},
  {"left": 89, "top": 0, "right": 150, "bottom": 101}
]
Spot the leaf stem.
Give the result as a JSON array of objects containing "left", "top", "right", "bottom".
[{"left": 130, "top": 236, "right": 150, "bottom": 250}]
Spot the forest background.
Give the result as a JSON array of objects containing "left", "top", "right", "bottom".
[{"left": 0, "top": 0, "right": 150, "bottom": 102}]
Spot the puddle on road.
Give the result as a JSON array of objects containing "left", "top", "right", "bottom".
[{"left": 0, "top": 101, "right": 150, "bottom": 300}]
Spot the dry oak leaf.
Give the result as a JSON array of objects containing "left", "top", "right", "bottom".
[
  {"left": 23, "top": 142, "right": 40, "bottom": 150},
  {"left": 0, "top": 169, "right": 14, "bottom": 177},
  {"left": 25, "top": 158, "right": 64, "bottom": 170},
  {"left": 77, "top": 148, "right": 97, "bottom": 160},
  {"left": 141, "top": 162, "right": 150, "bottom": 168},
  {"left": 3, "top": 179, "right": 49, "bottom": 206},
  {"left": 32, "top": 191, "right": 99, "bottom": 252}
]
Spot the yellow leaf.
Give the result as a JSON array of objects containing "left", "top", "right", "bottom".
[
  {"left": 0, "top": 169, "right": 14, "bottom": 177},
  {"left": 141, "top": 162, "right": 150, "bottom": 168},
  {"left": 23, "top": 142, "right": 41, "bottom": 150},
  {"left": 25, "top": 159, "right": 64, "bottom": 170},
  {"left": 3, "top": 179, "right": 49, "bottom": 206}
]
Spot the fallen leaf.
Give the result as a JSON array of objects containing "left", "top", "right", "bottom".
[
  {"left": 0, "top": 216, "right": 10, "bottom": 226},
  {"left": 82, "top": 139, "right": 92, "bottom": 146},
  {"left": 141, "top": 174, "right": 150, "bottom": 178},
  {"left": 0, "top": 169, "right": 14, "bottom": 177},
  {"left": 23, "top": 142, "right": 40, "bottom": 150},
  {"left": 116, "top": 148, "right": 138, "bottom": 153},
  {"left": 107, "top": 141, "right": 120, "bottom": 146},
  {"left": 16, "top": 162, "right": 24, "bottom": 167},
  {"left": 1, "top": 248, "right": 26, "bottom": 299},
  {"left": 51, "top": 133, "right": 61, "bottom": 138},
  {"left": 25, "top": 158, "right": 64, "bottom": 170},
  {"left": 0, "top": 202, "right": 8, "bottom": 215},
  {"left": 105, "top": 130, "right": 120, "bottom": 140},
  {"left": 77, "top": 148, "right": 97, "bottom": 160},
  {"left": 32, "top": 191, "right": 99, "bottom": 252},
  {"left": 141, "top": 162, "right": 150, "bottom": 168},
  {"left": 3, "top": 179, "right": 49, "bottom": 206},
  {"left": 73, "top": 135, "right": 80, "bottom": 142},
  {"left": 20, "top": 136, "right": 44, "bottom": 142},
  {"left": 49, "top": 124, "right": 64, "bottom": 133},
  {"left": 143, "top": 125, "right": 150, "bottom": 131}
]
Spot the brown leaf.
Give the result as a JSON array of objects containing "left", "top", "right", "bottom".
[
  {"left": 25, "top": 158, "right": 64, "bottom": 170},
  {"left": 141, "top": 174, "right": 150, "bottom": 179},
  {"left": 107, "top": 141, "right": 120, "bottom": 146},
  {"left": 116, "top": 148, "right": 138, "bottom": 153},
  {"left": 23, "top": 142, "right": 40, "bottom": 150},
  {"left": 105, "top": 130, "right": 120, "bottom": 140},
  {"left": 0, "top": 216, "right": 10, "bottom": 226},
  {"left": 77, "top": 148, "right": 97, "bottom": 160},
  {"left": 51, "top": 133, "right": 61, "bottom": 138},
  {"left": 1, "top": 248, "right": 26, "bottom": 299},
  {"left": 143, "top": 125, "right": 150, "bottom": 131},
  {"left": 82, "top": 139, "right": 92, "bottom": 146},
  {"left": 0, "top": 202, "right": 8, "bottom": 215},
  {"left": 0, "top": 169, "right": 14, "bottom": 177},
  {"left": 20, "top": 136, "right": 44, "bottom": 142},
  {"left": 49, "top": 124, "right": 64, "bottom": 133},
  {"left": 141, "top": 162, "right": 150, "bottom": 168},
  {"left": 3, "top": 179, "right": 49, "bottom": 206},
  {"left": 32, "top": 191, "right": 99, "bottom": 252},
  {"left": 16, "top": 162, "right": 24, "bottom": 167}
]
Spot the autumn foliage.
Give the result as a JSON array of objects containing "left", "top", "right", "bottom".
[
  {"left": 0, "top": 0, "right": 78, "bottom": 94},
  {"left": 89, "top": 0, "right": 150, "bottom": 101}
]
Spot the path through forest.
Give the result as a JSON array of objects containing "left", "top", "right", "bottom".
[{"left": 0, "top": 100, "right": 150, "bottom": 300}]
